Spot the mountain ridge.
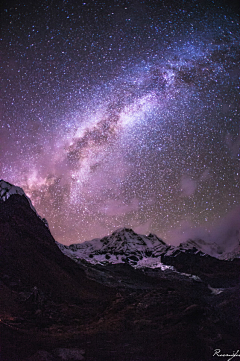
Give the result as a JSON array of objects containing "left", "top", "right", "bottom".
[
  {"left": 0, "top": 180, "right": 115, "bottom": 303},
  {"left": 0, "top": 179, "right": 49, "bottom": 228},
  {"left": 57, "top": 226, "right": 240, "bottom": 271}
]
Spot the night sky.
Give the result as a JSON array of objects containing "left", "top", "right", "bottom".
[{"left": 1, "top": 0, "right": 240, "bottom": 246}]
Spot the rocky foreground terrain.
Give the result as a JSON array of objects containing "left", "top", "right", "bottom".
[{"left": 0, "top": 180, "right": 239, "bottom": 361}]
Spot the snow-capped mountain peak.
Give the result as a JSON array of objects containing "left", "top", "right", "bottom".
[
  {"left": 99, "top": 227, "right": 167, "bottom": 251},
  {"left": 57, "top": 228, "right": 173, "bottom": 267}
]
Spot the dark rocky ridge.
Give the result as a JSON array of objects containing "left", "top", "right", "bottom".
[
  {"left": 0, "top": 192, "right": 115, "bottom": 360},
  {"left": 0, "top": 193, "right": 113, "bottom": 303},
  {"left": 0, "top": 183, "right": 239, "bottom": 361}
]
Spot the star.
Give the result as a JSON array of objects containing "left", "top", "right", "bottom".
[{"left": 1, "top": 0, "right": 239, "bottom": 246}]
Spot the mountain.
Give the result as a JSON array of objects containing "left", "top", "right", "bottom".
[
  {"left": 0, "top": 179, "right": 112, "bottom": 303},
  {"left": 57, "top": 227, "right": 240, "bottom": 288},
  {"left": 0, "top": 179, "right": 49, "bottom": 227},
  {"left": 1, "top": 180, "right": 239, "bottom": 361},
  {"left": 58, "top": 227, "right": 240, "bottom": 267},
  {"left": 57, "top": 227, "right": 170, "bottom": 267},
  {"left": 178, "top": 237, "right": 240, "bottom": 260},
  {"left": 0, "top": 180, "right": 115, "bottom": 360}
]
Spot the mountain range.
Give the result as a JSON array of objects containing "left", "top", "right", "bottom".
[
  {"left": 57, "top": 226, "right": 240, "bottom": 267},
  {"left": 57, "top": 226, "right": 240, "bottom": 288},
  {"left": 0, "top": 179, "right": 239, "bottom": 361}
]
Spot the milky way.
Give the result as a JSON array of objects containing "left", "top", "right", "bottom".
[{"left": 1, "top": 0, "right": 240, "bottom": 245}]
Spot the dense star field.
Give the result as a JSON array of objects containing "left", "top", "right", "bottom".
[{"left": 1, "top": 0, "right": 240, "bottom": 245}]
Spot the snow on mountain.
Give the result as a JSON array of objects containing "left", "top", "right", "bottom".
[
  {"left": 57, "top": 226, "right": 240, "bottom": 271},
  {"left": 0, "top": 179, "right": 25, "bottom": 200},
  {"left": 56, "top": 227, "right": 208, "bottom": 269},
  {"left": 0, "top": 179, "right": 49, "bottom": 228},
  {"left": 178, "top": 239, "right": 223, "bottom": 257},
  {"left": 219, "top": 243, "right": 240, "bottom": 260},
  {"left": 178, "top": 238, "right": 240, "bottom": 260}
]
